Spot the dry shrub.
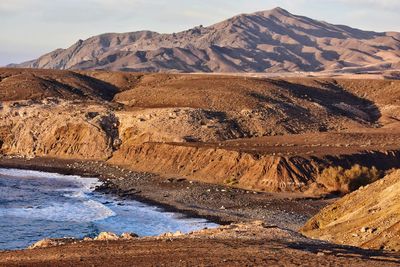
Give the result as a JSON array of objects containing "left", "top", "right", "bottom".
[
  {"left": 317, "top": 164, "right": 381, "bottom": 194},
  {"left": 224, "top": 177, "right": 238, "bottom": 186}
]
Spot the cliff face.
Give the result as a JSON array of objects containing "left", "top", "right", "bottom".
[
  {"left": 0, "top": 101, "right": 118, "bottom": 161},
  {"left": 9, "top": 7, "right": 400, "bottom": 73},
  {"left": 109, "top": 142, "right": 315, "bottom": 192},
  {"left": 301, "top": 170, "right": 400, "bottom": 251},
  {"left": 109, "top": 141, "right": 400, "bottom": 192}
]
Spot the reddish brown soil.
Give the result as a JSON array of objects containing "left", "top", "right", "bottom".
[{"left": 1, "top": 238, "right": 399, "bottom": 267}]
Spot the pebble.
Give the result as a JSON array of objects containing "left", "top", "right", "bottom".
[{"left": 360, "top": 227, "right": 376, "bottom": 233}]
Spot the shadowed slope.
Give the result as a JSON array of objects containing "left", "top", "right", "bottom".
[{"left": 0, "top": 68, "right": 119, "bottom": 101}]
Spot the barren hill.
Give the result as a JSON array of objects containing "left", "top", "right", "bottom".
[
  {"left": 0, "top": 68, "right": 117, "bottom": 101},
  {"left": 301, "top": 170, "right": 400, "bottom": 251},
  {"left": 9, "top": 7, "right": 400, "bottom": 73}
]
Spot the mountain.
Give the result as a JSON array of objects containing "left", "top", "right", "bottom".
[{"left": 8, "top": 7, "right": 400, "bottom": 73}]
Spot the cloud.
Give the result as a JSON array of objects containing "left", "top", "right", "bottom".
[{"left": 0, "top": 0, "right": 34, "bottom": 13}]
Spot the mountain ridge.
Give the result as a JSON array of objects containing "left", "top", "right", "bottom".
[{"left": 8, "top": 7, "right": 400, "bottom": 73}]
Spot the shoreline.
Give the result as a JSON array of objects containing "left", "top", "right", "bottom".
[
  {"left": 1, "top": 158, "right": 400, "bottom": 266},
  {"left": 0, "top": 156, "right": 331, "bottom": 229},
  {"left": 0, "top": 157, "right": 229, "bottom": 226}
]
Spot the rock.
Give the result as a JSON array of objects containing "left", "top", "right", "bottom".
[
  {"left": 360, "top": 227, "right": 376, "bottom": 233},
  {"left": 252, "top": 220, "right": 266, "bottom": 227},
  {"left": 174, "top": 231, "right": 183, "bottom": 236},
  {"left": 95, "top": 232, "right": 119, "bottom": 241},
  {"left": 28, "top": 238, "right": 74, "bottom": 249},
  {"left": 29, "top": 239, "right": 60, "bottom": 249},
  {"left": 160, "top": 232, "right": 174, "bottom": 237},
  {"left": 120, "top": 232, "right": 139, "bottom": 240},
  {"left": 160, "top": 231, "right": 184, "bottom": 238}
]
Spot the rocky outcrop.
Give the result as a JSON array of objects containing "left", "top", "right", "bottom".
[
  {"left": 0, "top": 101, "right": 118, "bottom": 161},
  {"left": 301, "top": 170, "right": 400, "bottom": 251},
  {"left": 29, "top": 232, "right": 139, "bottom": 249}
]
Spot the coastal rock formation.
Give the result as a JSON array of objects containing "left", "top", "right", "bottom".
[
  {"left": 0, "top": 101, "right": 118, "bottom": 160},
  {"left": 9, "top": 8, "right": 400, "bottom": 74},
  {"left": 110, "top": 142, "right": 400, "bottom": 192},
  {"left": 301, "top": 170, "right": 400, "bottom": 251},
  {"left": 110, "top": 142, "right": 314, "bottom": 191}
]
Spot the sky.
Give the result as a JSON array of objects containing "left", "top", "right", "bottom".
[{"left": 1, "top": 0, "right": 399, "bottom": 66}]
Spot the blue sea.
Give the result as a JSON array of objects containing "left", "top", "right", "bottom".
[{"left": 0, "top": 168, "right": 218, "bottom": 250}]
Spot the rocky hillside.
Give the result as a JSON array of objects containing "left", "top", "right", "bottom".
[
  {"left": 301, "top": 170, "right": 400, "bottom": 251},
  {"left": 9, "top": 7, "right": 400, "bottom": 73},
  {"left": 1, "top": 68, "right": 400, "bottom": 192}
]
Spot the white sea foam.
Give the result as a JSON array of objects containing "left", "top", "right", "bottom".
[
  {"left": 0, "top": 168, "right": 218, "bottom": 250},
  {"left": 0, "top": 200, "right": 115, "bottom": 222},
  {"left": 64, "top": 191, "right": 87, "bottom": 199},
  {"left": 0, "top": 168, "right": 101, "bottom": 192},
  {"left": 0, "top": 168, "right": 111, "bottom": 222}
]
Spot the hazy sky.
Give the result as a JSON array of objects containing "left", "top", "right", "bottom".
[{"left": 1, "top": 0, "right": 399, "bottom": 66}]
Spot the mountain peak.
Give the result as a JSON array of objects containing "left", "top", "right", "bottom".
[
  {"left": 9, "top": 8, "right": 400, "bottom": 73},
  {"left": 262, "top": 7, "right": 292, "bottom": 16},
  {"left": 270, "top": 7, "right": 290, "bottom": 13},
  {"left": 247, "top": 7, "right": 293, "bottom": 21}
]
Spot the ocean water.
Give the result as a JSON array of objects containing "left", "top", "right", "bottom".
[{"left": 0, "top": 168, "right": 218, "bottom": 250}]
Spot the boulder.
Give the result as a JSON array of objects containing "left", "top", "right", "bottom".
[{"left": 95, "top": 232, "right": 119, "bottom": 241}]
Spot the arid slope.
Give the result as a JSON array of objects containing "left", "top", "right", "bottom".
[{"left": 302, "top": 170, "right": 400, "bottom": 251}]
